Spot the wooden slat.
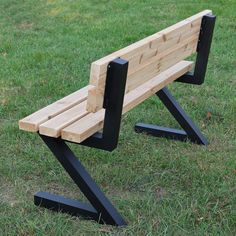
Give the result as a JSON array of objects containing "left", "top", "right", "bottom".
[
  {"left": 61, "top": 60, "right": 193, "bottom": 143},
  {"left": 123, "top": 62, "right": 193, "bottom": 113},
  {"left": 19, "top": 85, "right": 91, "bottom": 132},
  {"left": 86, "top": 10, "right": 212, "bottom": 112},
  {"left": 39, "top": 101, "right": 88, "bottom": 137},
  {"left": 126, "top": 36, "right": 198, "bottom": 93},
  {"left": 61, "top": 109, "right": 105, "bottom": 143}
]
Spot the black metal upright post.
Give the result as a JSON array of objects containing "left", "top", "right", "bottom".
[
  {"left": 78, "top": 58, "right": 129, "bottom": 151},
  {"left": 176, "top": 14, "right": 216, "bottom": 85}
]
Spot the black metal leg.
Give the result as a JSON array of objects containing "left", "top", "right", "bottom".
[
  {"left": 34, "top": 192, "right": 98, "bottom": 219},
  {"left": 135, "top": 87, "right": 208, "bottom": 145},
  {"left": 35, "top": 134, "right": 127, "bottom": 226}
]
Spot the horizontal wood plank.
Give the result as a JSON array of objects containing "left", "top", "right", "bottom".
[
  {"left": 39, "top": 101, "right": 88, "bottom": 137},
  {"left": 126, "top": 36, "right": 198, "bottom": 93},
  {"left": 19, "top": 85, "right": 91, "bottom": 132},
  {"left": 62, "top": 60, "right": 193, "bottom": 143},
  {"left": 123, "top": 61, "right": 194, "bottom": 113},
  {"left": 86, "top": 10, "right": 212, "bottom": 112}
]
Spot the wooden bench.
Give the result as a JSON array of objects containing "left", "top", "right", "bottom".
[{"left": 19, "top": 10, "right": 216, "bottom": 226}]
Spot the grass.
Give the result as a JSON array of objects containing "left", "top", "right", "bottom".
[{"left": 0, "top": 0, "right": 236, "bottom": 235}]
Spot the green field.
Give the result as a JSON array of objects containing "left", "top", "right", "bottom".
[{"left": 0, "top": 0, "right": 236, "bottom": 235}]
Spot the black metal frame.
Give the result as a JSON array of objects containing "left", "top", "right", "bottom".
[{"left": 34, "top": 14, "right": 216, "bottom": 226}]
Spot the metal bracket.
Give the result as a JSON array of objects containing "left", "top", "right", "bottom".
[
  {"left": 176, "top": 14, "right": 216, "bottom": 85},
  {"left": 78, "top": 58, "right": 128, "bottom": 152}
]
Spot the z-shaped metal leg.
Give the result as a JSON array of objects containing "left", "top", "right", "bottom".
[
  {"left": 34, "top": 134, "right": 127, "bottom": 226},
  {"left": 135, "top": 87, "right": 208, "bottom": 145}
]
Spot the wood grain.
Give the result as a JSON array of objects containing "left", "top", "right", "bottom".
[{"left": 19, "top": 86, "right": 91, "bottom": 132}]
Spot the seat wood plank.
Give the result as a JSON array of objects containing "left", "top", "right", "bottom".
[
  {"left": 39, "top": 101, "right": 88, "bottom": 138},
  {"left": 86, "top": 10, "right": 212, "bottom": 112},
  {"left": 61, "top": 60, "right": 193, "bottom": 143},
  {"left": 19, "top": 85, "right": 91, "bottom": 132}
]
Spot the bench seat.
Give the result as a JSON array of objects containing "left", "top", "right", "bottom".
[
  {"left": 18, "top": 85, "right": 91, "bottom": 132},
  {"left": 19, "top": 60, "right": 193, "bottom": 143}
]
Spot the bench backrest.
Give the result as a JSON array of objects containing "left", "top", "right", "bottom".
[{"left": 86, "top": 10, "right": 212, "bottom": 112}]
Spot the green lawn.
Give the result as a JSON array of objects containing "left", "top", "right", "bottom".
[{"left": 0, "top": 0, "right": 236, "bottom": 235}]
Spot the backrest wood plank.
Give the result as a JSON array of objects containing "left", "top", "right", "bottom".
[
  {"left": 86, "top": 10, "right": 212, "bottom": 112},
  {"left": 126, "top": 35, "right": 198, "bottom": 93}
]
